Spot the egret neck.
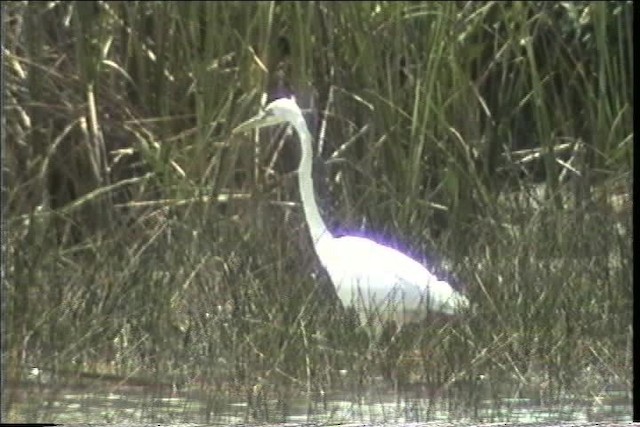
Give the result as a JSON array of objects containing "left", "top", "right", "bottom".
[{"left": 292, "top": 115, "right": 332, "bottom": 246}]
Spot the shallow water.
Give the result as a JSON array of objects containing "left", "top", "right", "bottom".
[{"left": 7, "top": 370, "right": 631, "bottom": 424}]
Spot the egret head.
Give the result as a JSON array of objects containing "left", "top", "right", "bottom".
[{"left": 232, "top": 98, "right": 303, "bottom": 134}]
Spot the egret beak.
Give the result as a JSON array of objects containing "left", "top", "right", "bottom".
[{"left": 232, "top": 110, "right": 284, "bottom": 134}]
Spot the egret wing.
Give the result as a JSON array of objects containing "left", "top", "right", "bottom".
[{"left": 315, "top": 235, "right": 466, "bottom": 316}]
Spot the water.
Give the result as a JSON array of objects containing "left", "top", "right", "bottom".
[{"left": 7, "top": 369, "right": 632, "bottom": 424}]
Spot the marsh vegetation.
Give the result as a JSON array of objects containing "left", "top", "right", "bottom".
[{"left": 3, "top": 1, "right": 632, "bottom": 423}]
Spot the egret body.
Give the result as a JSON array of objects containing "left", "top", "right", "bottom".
[{"left": 233, "top": 98, "right": 468, "bottom": 325}]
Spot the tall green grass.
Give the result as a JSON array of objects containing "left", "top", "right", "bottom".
[{"left": 3, "top": 1, "right": 632, "bottom": 422}]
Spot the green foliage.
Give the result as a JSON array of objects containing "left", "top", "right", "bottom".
[{"left": 3, "top": 1, "right": 632, "bottom": 423}]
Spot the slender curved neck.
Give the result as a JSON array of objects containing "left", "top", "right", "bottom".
[{"left": 291, "top": 115, "right": 332, "bottom": 244}]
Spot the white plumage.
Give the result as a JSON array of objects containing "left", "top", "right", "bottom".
[{"left": 233, "top": 98, "right": 468, "bottom": 325}]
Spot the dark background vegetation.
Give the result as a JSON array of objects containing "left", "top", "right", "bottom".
[{"left": 2, "top": 1, "right": 632, "bottom": 423}]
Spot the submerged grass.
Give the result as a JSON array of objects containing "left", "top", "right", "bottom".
[{"left": 3, "top": 1, "right": 632, "bottom": 423}]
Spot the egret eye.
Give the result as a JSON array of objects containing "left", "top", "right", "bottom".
[{"left": 256, "top": 108, "right": 272, "bottom": 120}]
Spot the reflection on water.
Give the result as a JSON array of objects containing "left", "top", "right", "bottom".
[{"left": 7, "top": 371, "right": 631, "bottom": 424}]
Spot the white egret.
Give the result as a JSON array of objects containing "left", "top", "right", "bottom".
[{"left": 233, "top": 98, "right": 469, "bottom": 326}]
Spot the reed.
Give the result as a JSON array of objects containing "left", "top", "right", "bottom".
[{"left": 3, "top": 1, "right": 631, "bottom": 423}]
